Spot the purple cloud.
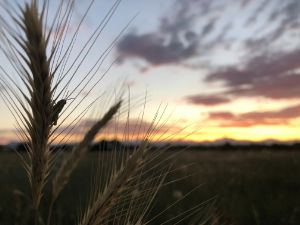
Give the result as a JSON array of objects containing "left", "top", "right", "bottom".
[
  {"left": 206, "top": 49, "right": 300, "bottom": 100},
  {"left": 185, "top": 94, "right": 230, "bottom": 106},
  {"left": 208, "top": 103, "right": 300, "bottom": 127},
  {"left": 117, "top": 0, "right": 228, "bottom": 67},
  {"left": 184, "top": 48, "right": 300, "bottom": 107},
  {"left": 54, "top": 118, "right": 180, "bottom": 140},
  {"left": 117, "top": 0, "right": 300, "bottom": 69},
  {"left": 117, "top": 33, "right": 198, "bottom": 65},
  {"left": 244, "top": 0, "right": 300, "bottom": 54}
]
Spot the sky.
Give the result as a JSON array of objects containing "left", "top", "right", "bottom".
[{"left": 1, "top": 0, "right": 300, "bottom": 144}]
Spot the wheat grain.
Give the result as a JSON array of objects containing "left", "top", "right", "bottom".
[
  {"left": 52, "top": 100, "right": 122, "bottom": 202},
  {"left": 17, "top": 1, "right": 53, "bottom": 213}
]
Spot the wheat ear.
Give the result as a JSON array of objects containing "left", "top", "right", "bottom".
[
  {"left": 16, "top": 2, "right": 53, "bottom": 212},
  {"left": 52, "top": 100, "right": 122, "bottom": 202},
  {"left": 78, "top": 141, "right": 145, "bottom": 225}
]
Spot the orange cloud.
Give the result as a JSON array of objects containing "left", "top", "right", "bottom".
[{"left": 207, "top": 103, "right": 300, "bottom": 127}]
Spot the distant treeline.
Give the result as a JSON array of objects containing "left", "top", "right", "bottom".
[
  {"left": 1, "top": 140, "right": 124, "bottom": 152},
  {"left": 1, "top": 140, "right": 300, "bottom": 152},
  {"left": 179, "top": 142, "right": 300, "bottom": 151}
]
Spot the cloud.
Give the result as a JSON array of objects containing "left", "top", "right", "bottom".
[
  {"left": 200, "top": 19, "right": 217, "bottom": 38},
  {"left": 54, "top": 118, "right": 181, "bottom": 142},
  {"left": 184, "top": 48, "right": 300, "bottom": 107},
  {"left": 205, "top": 49, "right": 300, "bottom": 100},
  {"left": 245, "top": 0, "right": 271, "bottom": 26},
  {"left": 244, "top": 0, "right": 300, "bottom": 54},
  {"left": 184, "top": 94, "right": 230, "bottom": 106},
  {"left": 0, "top": 128, "right": 14, "bottom": 135},
  {"left": 0, "top": 129, "right": 20, "bottom": 144},
  {"left": 117, "top": 33, "right": 198, "bottom": 65},
  {"left": 117, "top": 0, "right": 228, "bottom": 67},
  {"left": 117, "top": 0, "right": 300, "bottom": 69},
  {"left": 208, "top": 103, "right": 300, "bottom": 127}
]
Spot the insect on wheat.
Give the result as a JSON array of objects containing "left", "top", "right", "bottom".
[{"left": 51, "top": 97, "right": 74, "bottom": 126}]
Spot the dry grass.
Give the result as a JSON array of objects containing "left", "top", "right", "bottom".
[{"left": 0, "top": 0, "right": 205, "bottom": 225}]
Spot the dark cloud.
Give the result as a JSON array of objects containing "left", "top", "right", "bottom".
[
  {"left": 244, "top": 0, "right": 300, "bottom": 54},
  {"left": 208, "top": 104, "right": 300, "bottom": 127},
  {"left": 206, "top": 49, "right": 300, "bottom": 100},
  {"left": 226, "top": 73, "right": 300, "bottom": 99},
  {"left": 117, "top": 33, "right": 198, "bottom": 65},
  {"left": 240, "top": 0, "right": 253, "bottom": 8},
  {"left": 117, "top": 0, "right": 300, "bottom": 69},
  {"left": 245, "top": 0, "right": 271, "bottom": 26},
  {"left": 198, "top": 1, "right": 300, "bottom": 104},
  {"left": 117, "top": 0, "right": 228, "bottom": 67},
  {"left": 209, "top": 112, "right": 235, "bottom": 120},
  {"left": 168, "top": 0, "right": 300, "bottom": 109},
  {"left": 117, "top": 0, "right": 204, "bottom": 65},
  {"left": 184, "top": 94, "right": 230, "bottom": 106},
  {"left": 200, "top": 19, "right": 216, "bottom": 38}
]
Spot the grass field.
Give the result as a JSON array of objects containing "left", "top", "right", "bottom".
[{"left": 1, "top": 149, "right": 300, "bottom": 225}]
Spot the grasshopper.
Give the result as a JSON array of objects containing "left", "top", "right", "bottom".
[{"left": 51, "top": 98, "right": 74, "bottom": 125}]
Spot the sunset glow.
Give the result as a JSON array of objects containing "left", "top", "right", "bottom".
[{"left": 1, "top": 0, "right": 300, "bottom": 144}]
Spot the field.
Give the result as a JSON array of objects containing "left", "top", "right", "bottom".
[{"left": 1, "top": 149, "right": 300, "bottom": 225}]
